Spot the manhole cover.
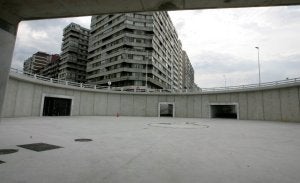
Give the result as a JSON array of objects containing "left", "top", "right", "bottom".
[
  {"left": 18, "top": 143, "right": 62, "bottom": 152},
  {"left": 74, "top": 138, "right": 93, "bottom": 142},
  {"left": 0, "top": 149, "right": 18, "bottom": 155},
  {"left": 0, "top": 160, "right": 5, "bottom": 164},
  {"left": 148, "top": 122, "right": 209, "bottom": 129}
]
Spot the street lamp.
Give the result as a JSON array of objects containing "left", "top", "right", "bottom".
[
  {"left": 171, "top": 51, "right": 174, "bottom": 92},
  {"left": 145, "top": 51, "right": 148, "bottom": 89},
  {"left": 255, "top": 47, "right": 261, "bottom": 86},
  {"left": 108, "top": 80, "right": 111, "bottom": 90},
  {"left": 223, "top": 75, "right": 227, "bottom": 88}
]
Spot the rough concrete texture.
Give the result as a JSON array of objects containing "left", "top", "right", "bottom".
[
  {"left": 0, "top": 28, "right": 17, "bottom": 120},
  {"left": 121, "top": 95, "right": 134, "bottom": 116},
  {"left": 0, "top": 116, "right": 300, "bottom": 183},
  {"left": 2, "top": 0, "right": 300, "bottom": 121},
  {"left": 146, "top": 95, "right": 158, "bottom": 117},
  {"left": 2, "top": 74, "right": 300, "bottom": 122},
  {"left": 80, "top": 92, "right": 94, "bottom": 116},
  {"left": 263, "top": 90, "right": 282, "bottom": 121},
  {"left": 280, "top": 87, "right": 300, "bottom": 122}
]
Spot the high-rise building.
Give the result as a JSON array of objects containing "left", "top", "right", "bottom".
[
  {"left": 59, "top": 23, "right": 90, "bottom": 83},
  {"left": 23, "top": 51, "right": 51, "bottom": 74},
  {"left": 182, "top": 51, "right": 194, "bottom": 89},
  {"left": 87, "top": 12, "right": 184, "bottom": 90},
  {"left": 37, "top": 54, "right": 60, "bottom": 78}
]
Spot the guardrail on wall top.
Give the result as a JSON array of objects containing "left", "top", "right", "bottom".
[{"left": 10, "top": 68, "right": 300, "bottom": 93}]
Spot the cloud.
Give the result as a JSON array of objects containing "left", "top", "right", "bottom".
[
  {"left": 12, "top": 16, "right": 91, "bottom": 69},
  {"left": 192, "top": 52, "right": 257, "bottom": 87},
  {"left": 11, "top": 7, "right": 300, "bottom": 88},
  {"left": 192, "top": 52, "right": 255, "bottom": 72},
  {"left": 169, "top": 6, "right": 300, "bottom": 87},
  {"left": 261, "top": 54, "right": 300, "bottom": 81},
  {"left": 192, "top": 52, "right": 300, "bottom": 88},
  {"left": 174, "top": 21, "right": 185, "bottom": 32}
]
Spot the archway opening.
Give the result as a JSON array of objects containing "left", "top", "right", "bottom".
[
  {"left": 43, "top": 97, "right": 71, "bottom": 116},
  {"left": 210, "top": 104, "right": 238, "bottom": 119},
  {"left": 159, "top": 103, "right": 174, "bottom": 117}
]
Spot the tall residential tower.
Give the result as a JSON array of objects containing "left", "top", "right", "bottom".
[
  {"left": 23, "top": 51, "right": 51, "bottom": 74},
  {"left": 59, "top": 23, "right": 90, "bottom": 83},
  {"left": 182, "top": 51, "right": 194, "bottom": 89},
  {"left": 87, "top": 12, "right": 183, "bottom": 90}
]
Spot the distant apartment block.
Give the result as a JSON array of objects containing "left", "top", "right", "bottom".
[
  {"left": 59, "top": 23, "right": 90, "bottom": 83},
  {"left": 182, "top": 51, "right": 194, "bottom": 89},
  {"left": 87, "top": 12, "right": 184, "bottom": 90},
  {"left": 23, "top": 51, "right": 51, "bottom": 74},
  {"left": 37, "top": 54, "right": 60, "bottom": 78}
]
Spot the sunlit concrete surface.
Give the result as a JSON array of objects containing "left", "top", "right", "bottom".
[{"left": 0, "top": 116, "right": 300, "bottom": 183}]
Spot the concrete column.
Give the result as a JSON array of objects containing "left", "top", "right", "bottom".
[{"left": 0, "top": 21, "right": 18, "bottom": 121}]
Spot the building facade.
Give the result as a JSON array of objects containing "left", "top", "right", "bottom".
[
  {"left": 87, "top": 12, "right": 184, "bottom": 90},
  {"left": 23, "top": 51, "right": 51, "bottom": 74},
  {"left": 37, "top": 54, "right": 60, "bottom": 78},
  {"left": 182, "top": 51, "right": 194, "bottom": 89},
  {"left": 59, "top": 23, "right": 90, "bottom": 83}
]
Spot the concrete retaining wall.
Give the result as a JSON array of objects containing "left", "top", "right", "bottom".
[{"left": 2, "top": 73, "right": 300, "bottom": 122}]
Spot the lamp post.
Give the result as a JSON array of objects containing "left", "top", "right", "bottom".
[
  {"left": 223, "top": 75, "right": 227, "bottom": 88},
  {"left": 255, "top": 47, "right": 261, "bottom": 86},
  {"left": 108, "top": 80, "right": 111, "bottom": 90},
  {"left": 145, "top": 51, "right": 148, "bottom": 89},
  {"left": 171, "top": 51, "right": 174, "bottom": 92}
]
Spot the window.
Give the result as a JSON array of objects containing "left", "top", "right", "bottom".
[
  {"left": 146, "top": 23, "right": 153, "bottom": 27},
  {"left": 125, "top": 20, "right": 133, "bottom": 25},
  {"left": 135, "top": 22, "right": 144, "bottom": 27},
  {"left": 135, "top": 38, "right": 143, "bottom": 43},
  {"left": 126, "top": 13, "right": 134, "bottom": 17},
  {"left": 128, "top": 54, "right": 133, "bottom": 59},
  {"left": 135, "top": 14, "right": 145, "bottom": 19},
  {"left": 146, "top": 15, "right": 152, "bottom": 20},
  {"left": 133, "top": 55, "right": 143, "bottom": 60}
]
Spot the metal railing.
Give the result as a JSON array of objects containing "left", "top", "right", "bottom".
[
  {"left": 200, "top": 77, "right": 300, "bottom": 92},
  {"left": 10, "top": 68, "right": 300, "bottom": 93}
]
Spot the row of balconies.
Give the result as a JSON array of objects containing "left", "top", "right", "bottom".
[
  {"left": 89, "top": 40, "right": 153, "bottom": 60},
  {"left": 63, "top": 26, "right": 89, "bottom": 36},
  {"left": 91, "top": 15, "right": 126, "bottom": 36},
  {"left": 90, "top": 23, "right": 153, "bottom": 48},
  {"left": 87, "top": 52, "right": 174, "bottom": 81},
  {"left": 60, "top": 58, "right": 87, "bottom": 66},
  {"left": 91, "top": 14, "right": 124, "bottom": 33},
  {"left": 90, "top": 32, "right": 153, "bottom": 53},
  {"left": 88, "top": 75, "right": 168, "bottom": 89},
  {"left": 59, "top": 63, "right": 86, "bottom": 71},
  {"left": 87, "top": 63, "right": 172, "bottom": 87}
]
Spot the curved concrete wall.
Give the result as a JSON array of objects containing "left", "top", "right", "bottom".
[{"left": 2, "top": 73, "right": 300, "bottom": 122}]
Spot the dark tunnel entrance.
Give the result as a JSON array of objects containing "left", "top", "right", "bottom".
[
  {"left": 210, "top": 104, "right": 238, "bottom": 119},
  {"left": 43, "top": 97, "right": 71, "bottom": 116},
  {"left": 159, "top": 103, "right": 174, "bottom": 117}
]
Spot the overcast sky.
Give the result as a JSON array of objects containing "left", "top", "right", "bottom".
[{"left": 12, "top": 6, "right": 300, "bottom": 88}]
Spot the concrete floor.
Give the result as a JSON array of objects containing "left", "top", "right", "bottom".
[{"left": 0, "top": 116, "right": 300, "bottom": 183}]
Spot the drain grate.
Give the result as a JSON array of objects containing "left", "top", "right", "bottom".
[
  {"left": 74, "top": 138, "right": 93, "bottom": 142},
  {"left": 18, "top": 143, "right": 62, "bottom": 152},
  {"left": 0, "top": 160, "right": 5, "bottom": 164},
  {"left": 149, "top": 122, "right": 209, "bottom": 129},
  {"left": 158, "top": 122, "right": 172, "bottom": 125},
  {"left": 0, "top": 149, "right": 19, "bottom": 155}
]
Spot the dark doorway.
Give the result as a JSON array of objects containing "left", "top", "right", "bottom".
[
  {"left": 210, "top": 105, "right": 237, "bottom": 119},
  {"left": 43, "top": 97, "right": 71, "bottom": 116},
  {"left": 159, "top": 103, "right": 174, "bottom": 117}
]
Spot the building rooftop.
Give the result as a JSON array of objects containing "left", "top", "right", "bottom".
[{"left": 1, "top": 116, "right": 300, "bottom": 183}]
